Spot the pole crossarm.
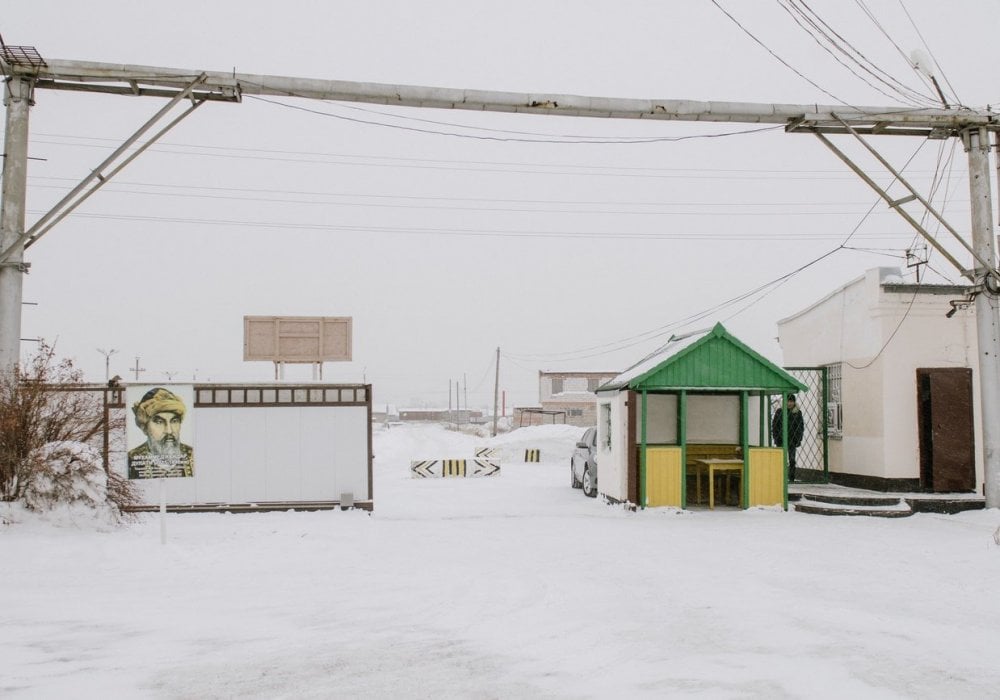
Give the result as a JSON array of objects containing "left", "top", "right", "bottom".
[
  {"left": 812, "top": 120, "right": 1000, "bottom": 286},
  {"left": 12, "top": 58, "right": 998, "bottom": 135},
  {"left": 832, "top": 115, "right": 999, "bottom": 283},
  {"left": 0, "top": 74, "right": 208, "bottom": 265}
]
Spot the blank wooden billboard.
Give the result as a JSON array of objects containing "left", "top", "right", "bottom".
[{"left": 243, "top": 316, "right": 353, "bottom": 362}]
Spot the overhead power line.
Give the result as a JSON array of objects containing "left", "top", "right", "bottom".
[
  {"left": 505, "top": 245, "right": 844, "bottom": 364},
  {"left": 853, "top": 0, "right": 954, "bottom": 106},
  {"left": 504, "top": 138, "right": 935, "bottom": 365},
  {"left": 895, "top": 0, "right": 963, "bottom": 106},
  {"left": 25, "top": 182, "right": 945, "bottom": 219},
  {"left": 26, "top": 175, "right": 972, "bottom": 210},
  {"left": 777, "top": 0, "right": 938, "bottom": 108},
  {"left": 710, "top": 0, "right": 856, "bottom": 108},
  {"left": 33, "top": 209, "right": 924, "bottom": 243},
  {"left": 31, "top": 133, "right": 970, "bottom": 185}
]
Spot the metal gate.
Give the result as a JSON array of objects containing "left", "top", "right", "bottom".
[{"left": 769, "top": 367, "right": 829, "bottom": 483}]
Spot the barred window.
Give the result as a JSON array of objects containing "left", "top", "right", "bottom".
[
  {"left": 827, "top": 363, "right": 843, "bottom": 438},
  {"left": 600, "top": 403, "right": 612, "bottom": 449}
]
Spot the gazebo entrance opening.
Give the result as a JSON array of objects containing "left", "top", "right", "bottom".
[{"left": 641, "top": 391, "right": 787, "bottom": 510}]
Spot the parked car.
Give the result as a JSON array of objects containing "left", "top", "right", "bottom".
[{"left": 570, "top": 427, "right": 598, "bottom": 497}]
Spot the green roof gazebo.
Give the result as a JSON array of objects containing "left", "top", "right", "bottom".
[{"left": 594, "top": 323, "right": 807, "bottom": 510}]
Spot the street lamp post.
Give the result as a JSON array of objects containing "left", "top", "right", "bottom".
[
  {"left": 96, "top": 347, "right": 117, "bottom": 474},
  {"left": 96, "top": 347, "right": 117, "bottom": 383}
]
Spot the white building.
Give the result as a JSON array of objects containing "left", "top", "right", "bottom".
[{"left": 777, "top": 267, "right": 981, "bottom": 493}]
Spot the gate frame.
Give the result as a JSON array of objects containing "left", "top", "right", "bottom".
[{"left": 777, "top": 366, "right": 830, "bottom": 483}]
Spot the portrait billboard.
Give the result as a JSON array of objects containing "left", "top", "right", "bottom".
[{"left": 126, "top": 384, "right": 196, "bottom": 479}]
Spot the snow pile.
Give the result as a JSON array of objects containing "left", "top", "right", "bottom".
[
  {"left": 486, "top": 423, "right": 585, "bottom": 464},
  {"left": 376, "top": 421, "right": 584, "bottom": 465},
  {"left": 17, "top": 441, "right": 124, "bottom": 527},
  {"left": 23, "top": 442, "right": 107, "bottom": 509}
]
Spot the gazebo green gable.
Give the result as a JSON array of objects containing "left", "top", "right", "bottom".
[{"left": 626, "top": 323, "right": 806, "bottom": 394}]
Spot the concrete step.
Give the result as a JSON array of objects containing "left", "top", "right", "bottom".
[
  {"left": 790, "top": 492, "right": 903, "bottom": 508},
  {"left": 793, "top": 497, "right": 913, "bottom": 518},
  {"left": 790, "top": 489, "right": 985, "bottom": 515}
]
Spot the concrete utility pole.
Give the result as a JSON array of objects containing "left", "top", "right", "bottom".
[
  {"left": 1, "top": 50, "right": 999, "bottom": 503},
  {"left": 965, "top": 128, "right": 1000, "bottom": 508},
  {"left": 492, "top": 347, "right": 500, "bottom": 438},
  {"left": 0, "top": 75, "right": 31, "bottom": 370}
]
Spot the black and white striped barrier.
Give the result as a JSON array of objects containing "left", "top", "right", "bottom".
[
  {"left": 411, "top": 459, "right": 500, "bottom": 478},
  {"left": 475, "top": 447, "right": 501, "bottom": 460},
  {"left": 524, "top": 449, "right": 541, "bottom": 462}
]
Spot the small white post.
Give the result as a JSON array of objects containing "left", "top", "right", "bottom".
[{"left": 159, "top": 477, "right": 167, "bottom": 545}]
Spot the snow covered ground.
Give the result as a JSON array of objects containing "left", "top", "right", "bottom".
[{"left": 3, "top": 423, "right": 1000, "bottom": 699}]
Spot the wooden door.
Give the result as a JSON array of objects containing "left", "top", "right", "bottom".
[{"left": 917, "top": 368, "right": 975, "bottom": 492}]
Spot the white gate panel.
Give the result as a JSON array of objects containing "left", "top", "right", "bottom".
[
  {"left": 229, "top": 408, "right": 269, "bottom": 503},
  {"left": 194, "top": 408, "right": 234, "bottom": 503},
  {"left": 264, "top": 407, "right": 304, "bottom": 501},
  {"left": 298, "top": 408, "right": 338, "bottom": 497},
  {"left": 303, "top": 406, "right": 369, "bottom": 498}
]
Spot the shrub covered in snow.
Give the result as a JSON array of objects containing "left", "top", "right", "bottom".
[
  {"left": 21, "top": 441, "right": 137, "bottom": 523},
  {"left": 0, "top": 344, "right": 136, "bottom": 524},
  {"left": 0, "top": 344, "right": 119, "bottom": 500},
  {"left": 23, "top": 442, "right": 106, "bottom": 510}
]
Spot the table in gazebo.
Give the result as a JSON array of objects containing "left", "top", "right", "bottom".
[{"left": 691, "top": 458, "right": 744, "bottom": 509}]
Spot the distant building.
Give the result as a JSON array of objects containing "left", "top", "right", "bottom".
[
  {"left": 398, "top": 408, "right": 483, "bottom": 423},
  {"left": 371, "top": 405, "right": 399, "bottom": 423},
  {"left": 516, "top": 371, "right": 619, "bottom": 428}
]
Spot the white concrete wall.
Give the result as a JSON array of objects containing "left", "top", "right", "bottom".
[
  {"left": 127, "top": 405, "right": 370, "bottom": 505},
  {"left": 874, "top": 285, "right": 979, "bottom": 480},
  {"left": 778, "top": 267, "right": 982, "bottom": 484},
  {"left": 636, "top": 393, "right": 677, "bottom": 443},
  {"left": 597, "top": 391, "right": 630, "bottom": 502},
  {"left": 630, "top": 394, "right": 740, "bottom": 443},
  {"left": 688, "top": 395, "right": 740, "bottom": 443}
]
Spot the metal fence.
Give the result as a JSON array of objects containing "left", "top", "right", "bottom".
[{"left": 769, "top": 367, "right": 829, "bottom": 482}]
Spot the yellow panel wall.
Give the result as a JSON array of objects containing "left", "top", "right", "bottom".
[
  {"left": 748, "top": 447, "right": 785, "bottom": 508},
  {"left": 646, "top": 446, "right": 684, "bottom": 507}
]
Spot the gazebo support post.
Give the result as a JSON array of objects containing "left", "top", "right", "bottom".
[
  {"left": 781, "top": 391, "right": 790, "bottom": 510},
  {"left": 759, "top": 394, "right": 767, "bottom": 446},
  {"left": 740, "top": 391, "right": 749, "bottom": 509},
  {"left": 640, "top": 389, "right": 648, "bottom": 509},
  {"left": 679, "top": 390, "right": 687, "bottom": 509}
]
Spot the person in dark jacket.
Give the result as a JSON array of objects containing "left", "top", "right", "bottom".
[{"left": 771, "top": 394, "right": 805, "bottom": 482}]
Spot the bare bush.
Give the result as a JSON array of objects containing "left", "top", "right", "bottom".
[{"left": 0, "top": 344, "right": 138, "bottom": 518}]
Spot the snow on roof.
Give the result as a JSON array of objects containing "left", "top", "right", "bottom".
[{"left": 597, "top": 328, "right": 711, "bottom": 392}]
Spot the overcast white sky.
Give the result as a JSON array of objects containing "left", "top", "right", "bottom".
[{"left": 2, "top": 1, "right": 998, "bottom": 409}]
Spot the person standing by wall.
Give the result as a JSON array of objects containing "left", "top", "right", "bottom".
[{"left": 771, "top": 394, "right": 805, "bottom": 482}]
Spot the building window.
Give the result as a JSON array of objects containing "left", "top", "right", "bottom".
[
  {"left": 551, "top": 377, "right": 564, "bottom": 394},
  {"left": 568, "top": 408, "right": 584, "bottom": 417},
  {"left": 587, "top": 377, "right": 601, "bottom": 392},
  {"left": 827, "top": 363, "right": 843, "bottom": 438},
  {"left": 600, "top": 403, "right": 612, "bottom": 449}
]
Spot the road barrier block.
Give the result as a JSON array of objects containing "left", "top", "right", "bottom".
[{"left": 411, "top": 459, "right": 501, "bottom": 478}]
